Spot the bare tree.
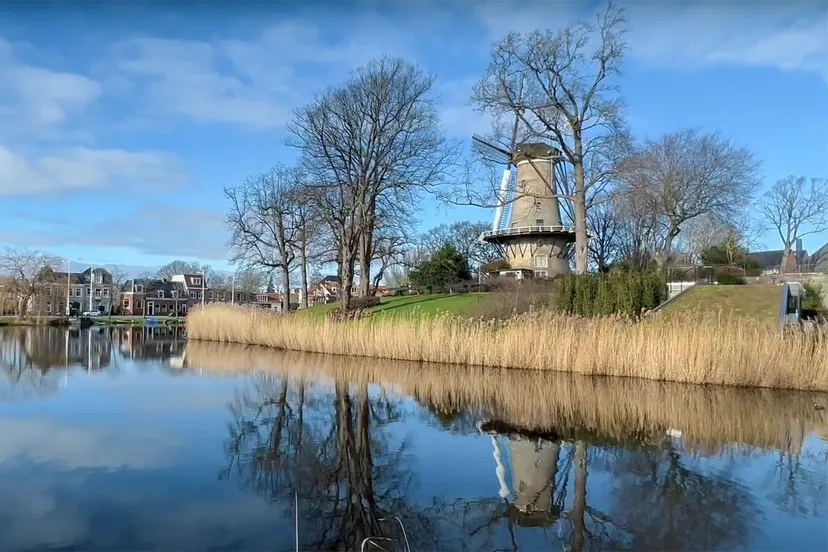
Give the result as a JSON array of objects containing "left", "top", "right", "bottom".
[
  {"left": 617, "top": 128, "right": 761, "bottom": 268},
  {"left": 289, "top": 184, "right": 328, "bottom": 309},
  {"left": 157, "top": 260, "right": 209, "bottom": 280},
  {"left": 233, "top": 266, "right": 267, "bottom": 294},
  {"left": 105, "top": 265, "right": 128, "bottom": 316},
  {"left": 225, "top": 165, "right": 301, "bottom": 313},
  {"left": 420, "top": 220, "right": 501, "bottom": 271},
  {"left": 758, "top": 176, "right": 828, "bottom": 272},
  {"left": 586, "top": 198, "right": 621, "bottom": 272},
  {"left": 469, "top": 1, "right": 629, "bottom": 274},
  {"left": 0, "top": 247, "right": 60, "bottom": 319},
  {"left": 288, "top": 56, "right": 454, "bottom": 309}
]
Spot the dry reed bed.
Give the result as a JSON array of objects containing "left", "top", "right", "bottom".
[
  {"left": 184, "top": 341, "right": 828, "bottom": 454},
  {"left": 188, "top": 305, "right": 828, "bottom": 391}
]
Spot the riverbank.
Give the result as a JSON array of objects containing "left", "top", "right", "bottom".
[
  {"left": 0, "top": 315, "right": 185, "bottom": 327},
  {"left": 187, "top": 304, "right": 828, "bottom": 391}
]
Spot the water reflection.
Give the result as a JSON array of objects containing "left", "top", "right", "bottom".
[{"left": 0, "top": 328, "right": 825, "bottom": 551}]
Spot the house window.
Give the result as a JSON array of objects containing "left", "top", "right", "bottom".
[
  {"left": 161, "top": 303, "right": 167, "bottom": 312},
  {"left": 190, "top": 292, "right": 197, "bottom": 299},
  {"left": 94, "top": 289, "right": 102, "bottom": 298},
  {"left": 136, "top": 285, "right": 144, "bottom": 293},
  {"left": 193, "top": 277, "right": 202, "bottom": 286},
  {"left": 257, "top": 295, "right": 266, "bottom": 302},
  {"left": 535, "top": 219, "right": 544, "bottom": 226},
  {"left": 220, "top": 293, "right": 225, "bottom": 301},
  {"left": 157, "top": 290, "right": 165, "bottom": 298},
  {"left": 102, "top": 288, "right": 109, "bottom": 298},
  {"left": 75, "top": 287, "right": 83, "bottom": 297},
  {"left": 46, "top": 302, "right": 51, "bottom": 313},
  {"left": 172, "top": 291, "right": 178, "bottom": 298},
  {"left": 534, "top": 255, "right": 548, "bottom": 268},
  {"left": 534, "top": 270, "right": 548, "bottom": 279},
  {"left": 209, "top": 292, "right": 213, "bottom": 300},
  {"left": 180, "top": 304, "right": 187, "bottom": 312},
  {"left": 123, "top": 299, "right": 130, "bottom": 309}
]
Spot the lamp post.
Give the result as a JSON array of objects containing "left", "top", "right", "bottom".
[
  {"left": 201, "top": 270, "right": 205, "bottom": 309},
  {"left": 65, "top": 259, "right": 71, "bottom": 316},
  {"left": 231, "top": 272, "right": 236, "bottom": 305}
]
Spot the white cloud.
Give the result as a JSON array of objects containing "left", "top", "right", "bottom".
[
  {"left": 0, "top": 145, "right": 187, "bottom": 197},
  {"left": 471, "top": 1, "right": 828, "bottom": 82},
  {"left": 0, "top": 417, "right": 179, "bottom": 470},
  {"left": 108, "top": 18, "right": 416, "bottom": 130},
  {"left": 0, "top": 205, "right": 228, "bottom": 261},
  {"left": 0, "top": 37, "right": 102, "bottom": 135}
]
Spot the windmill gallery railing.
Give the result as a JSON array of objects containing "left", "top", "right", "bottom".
[{"left": 480, "top": 225, "right": 577, "bottom": 241}]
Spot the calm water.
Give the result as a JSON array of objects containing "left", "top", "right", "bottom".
[{"left": 1, "top": 327, "right": 826, "bottom": 551}]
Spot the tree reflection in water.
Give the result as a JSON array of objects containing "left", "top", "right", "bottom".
[{"left": 222, "top": 374, "right": 436, "bottom": 550}]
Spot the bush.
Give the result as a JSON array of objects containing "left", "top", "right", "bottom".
[
  {"left": 349, "top": 296, "right": 381, "bottom": 309},
  {"left": 553, "top": 272, "right": 667, "bottom": 319},
  {"left": 803, "top": 282, "right": 826, "bottom": 311},
  {"left": 715, "top": 271, "right": 746, "bottom": 285}
]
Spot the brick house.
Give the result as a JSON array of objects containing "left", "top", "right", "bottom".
[{"left": 121, "top": 278, "right": 189, "bottom": 316}]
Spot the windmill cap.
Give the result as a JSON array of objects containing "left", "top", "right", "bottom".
[{"left": 514, "top": 142, "right": 559, "bottom": 161}]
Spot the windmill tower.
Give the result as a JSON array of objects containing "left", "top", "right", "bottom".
[{"left": 473, "top": 133, "right": 576, "bottom": 278}]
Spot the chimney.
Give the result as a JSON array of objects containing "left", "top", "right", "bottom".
[{"left": 796, "top": 238, "right": 804, "bottom": 263}]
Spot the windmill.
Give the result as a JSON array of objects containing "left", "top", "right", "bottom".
[{"left": 472, "top": 102, "right": 576, "bottom": 279}]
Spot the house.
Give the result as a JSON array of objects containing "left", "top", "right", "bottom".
[
  {"left": 121, "top": 279, "right": 189, "bottom": 316},
  {"left": 751, "top": 240, "right": 809, "bottom": 275},
  {"left": 804, "top": 242, "right": 828, "bottom": 273},
  {"left": 171, "top": 273, "right": 207, "bottom": 303},
  {"left": 31, "top": 266, "right": 115, "bottom": 316}
]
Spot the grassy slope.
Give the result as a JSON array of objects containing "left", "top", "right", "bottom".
[
  {"left": 663, "top": 284, "right": 781, "bottom": 321},
  {"left": 297, "top": 293, "right": 498, "bottom": 320}
]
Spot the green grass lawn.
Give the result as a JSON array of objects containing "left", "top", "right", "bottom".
[
  {"left": 662, "top": 284, "right": 782, "bottom": 321},
  {"left": 296, "top": 293, "right": 499, "bottom": 321}
]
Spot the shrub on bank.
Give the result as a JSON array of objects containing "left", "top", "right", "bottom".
[
  {"left": 715, "top": 270, "right": 747, "bottom": 285},
  {"left": 348, "top": 296, "right": 382, "bottom": 309},
  {"left": 553, "top": 272, "right": 667, "bottom": 319}
]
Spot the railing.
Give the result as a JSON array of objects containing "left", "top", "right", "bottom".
[{"left": 480, "top": 225, "right": 577, "bottom": 240}]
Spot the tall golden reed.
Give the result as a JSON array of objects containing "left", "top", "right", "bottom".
[
  {"left": 187, "top": 304, "right": 828, "bottom": 391},
  {"left": 183, "top": 341, "right": 828, "bottom": 454}
]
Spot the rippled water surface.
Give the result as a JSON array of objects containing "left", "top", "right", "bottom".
[{"left": 1, "top": 326, "right": 827, "bottom": 551}]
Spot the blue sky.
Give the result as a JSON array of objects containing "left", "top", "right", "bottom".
[{"left": 0, "top": 0, "right": 826, "bottom": 274}]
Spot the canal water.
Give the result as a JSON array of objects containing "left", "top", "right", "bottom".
[{"left": 1, "top": 326, "right": 826, "bottom": 551}]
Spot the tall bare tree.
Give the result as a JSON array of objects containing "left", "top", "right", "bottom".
[
  {"left": 586, "top": 198, "right": 621, "bottom": 272},
  {"left": 105, "top": 265, "right": 128, "bottom": 316},
  {"left": 617, "top": 128, "right": 761, "bottom": 268},
  {"left": 225, "top": 165, "right": 301, "bottom": 313},
  {"left": 0, "top": 247, "right": 60, "bottom": 319},
  {"left": 420, "top": 220, "right": 501, "bottom": 270},
  {"left": 156, "top": 260, "right": 210, "bottom": 280},
  {"left": 288, "top": 56, "right": 454, "bottom": 309},
  {"left": 469, "top": 1, "right": 629, "bottom": 274},
  {"left": 289, "top": 184, "right": 329, "bottom": 309},
  {"left": 758, "top": 176, "right": 828, "bottom": 272}
]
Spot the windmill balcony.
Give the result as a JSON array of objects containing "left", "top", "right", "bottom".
[{"left": 479, "top": 225, "right": 577, "bottom": 243}]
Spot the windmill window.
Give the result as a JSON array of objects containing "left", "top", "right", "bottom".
[{"left": 534, "top": 255, "right": 548, "bottom": 268}]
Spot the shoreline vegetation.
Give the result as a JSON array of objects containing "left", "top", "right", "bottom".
[
  {"left": 187, "top": 304, "right": 828, "bottom": 392},
  {"left": 0, "top": 316, "right": 184, "bottom": 327},
  {"left": 184, "top": 341, "right": 828, "bottom": 454}
]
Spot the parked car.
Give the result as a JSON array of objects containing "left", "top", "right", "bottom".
[{"left": 81, "top": 310, "right": 101, "bottom": 317}]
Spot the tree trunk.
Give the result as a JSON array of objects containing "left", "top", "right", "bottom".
[
  {"left": 573, "top": 143, "right": 589, "bottom": 275},
  {"left": 340, "top": 245, "right": 355, "bottom": 311},
  {"left": 281, "top": 266, "right": 291, "bottom": 313},
  {"left": 780, "top": 246, "right": 792, "bottom": 274},
  {"left": 358, "top": 229, "right": 372, "bottom": 298},
  {"left": 300, "top": 244, "right": 309, "bottom": 309}
]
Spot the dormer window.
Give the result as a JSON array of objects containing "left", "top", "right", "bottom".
[
  {"left": 192, "top": 277, "right": 202, "bottom": 286},
  {"left": 157, "top": 290, "right": 164, "bottom": 298},
  {"left": 135, "top": 285, "right": 144, "bottom": 293},
  {"left": 172, "top": 291, "right": 178, "bottom": 298}
]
